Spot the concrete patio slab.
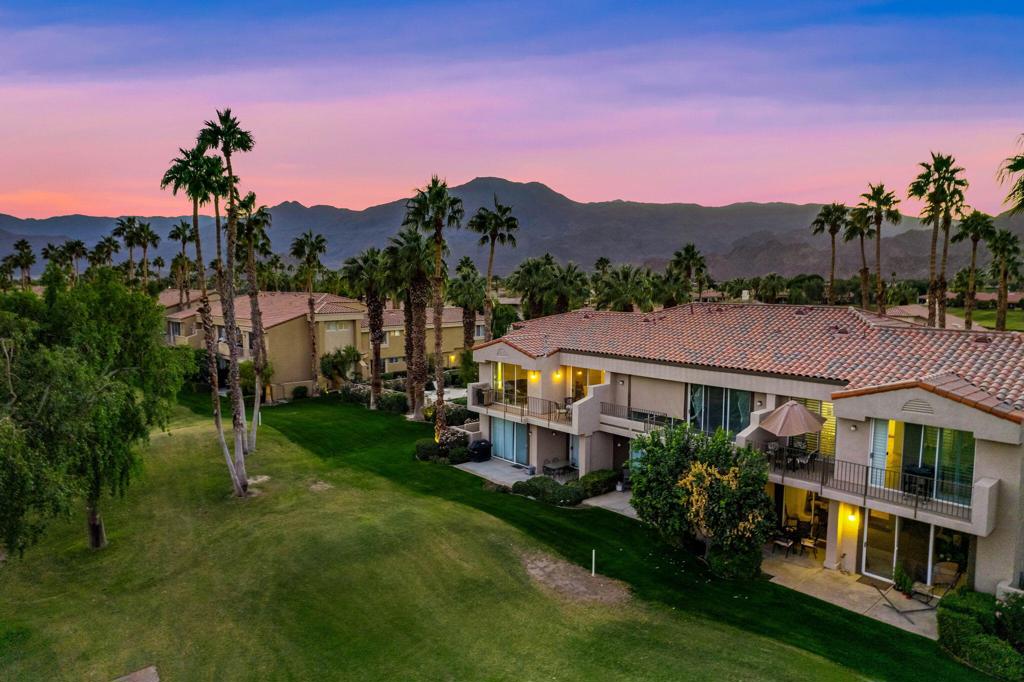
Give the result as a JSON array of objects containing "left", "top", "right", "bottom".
[
  {"left": 455, "top": 458, "right": 532, "bottom": 487},
  {"left": 582, "top": 491, "right": 639, "bottom": 519},
  {"left": 112, "top": 666, "right": 159, "bottom": 682}
]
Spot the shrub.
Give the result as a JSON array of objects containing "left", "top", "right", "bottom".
[
  {"left": 943, "top": 589, "right": 999, "bottom": 634},
  {"left": 337, "top": 383, "right": 371, "bottom": 405},
  {"left": 291, "top": 385, "right": 309, "bottom": 400},
  {"left": 422, "top": 402, "right": 471, "bottom": 426},
  {"left": 939, "top": 608, "right": 984, "bottom": 658},
  {"left": 414, "top": 438, "right": 441, "bottom": 461},
  {"left": 998, "top": 594, "right": 1024, "bottom": 653},
  {"left": 439, "top": 428, "right": 469, "bottom": 453},
  {"left": 511, "top": 477, "right": 586, "bottom": 507},
  {"left": 447, "top": 446, "right": 471, "bottom": 465},
  {"left": 961, "top": 634, "right": 1024, "bottom": 681},
  {"left": 708, "top": 547, "right": 764, "bottom": 580},
  {"left": 576, "top": 469, "right": 620, "bottom": 498},
  {"left": 377, "top": 391, "right": 408, "bottom": 414},
  {"left": 893, "top": 563, "right": 914, "bottom": 596},
  {"left": 629, "top": 425, "right": 701, "bottom": 538}
]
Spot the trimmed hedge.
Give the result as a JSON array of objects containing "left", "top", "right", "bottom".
[
  {"left": 447, "top": 446, "right": 471, "bottom": 465},
  {"left": 377, "top": 391, "right": 409, "bottom": 414},
  {"left": 414, "top": 438, "right": 441, "bottom": 461},
  {"left": 998, "top": 593, "right": 1024, "bottom": 652},
  {"left": 938, "top": 590, "right": 1024, "bottom": 681},
  {"left": 512, "top": 477, "right": 586, "bottom": 507},
  {"left": 291, "top": 385, "right": 308, "bottom": 400},
  {"left": 576, "top": 469, "right": 620, "bottom": 498}
]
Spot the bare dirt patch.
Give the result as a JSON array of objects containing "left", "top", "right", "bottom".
[
  {"left": 521, "top": 551, "right": 630, "bottom": 605},
  {"left": 309, "top": 480, "right": 333, "bottom": 492},
  {"left": 247, "top": 475, "right": 270, "bottom": 486}
]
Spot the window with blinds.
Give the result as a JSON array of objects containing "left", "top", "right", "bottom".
[{"left": 794, "top": 398, "right": 836, "bottom": 456}]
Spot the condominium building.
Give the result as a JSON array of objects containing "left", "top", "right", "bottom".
[{"left": 468, "top": 303, "right": 1024, "bottom": 596}]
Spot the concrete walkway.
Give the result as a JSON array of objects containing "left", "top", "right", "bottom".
[
  {"left": 582, "top": 490, "right": 639, "bottom": 519},
  {"left": 762, "top": 550, "right": 938, "bottom": 639},
  {"left": 455, "top": 458, "right": 532, "bottom": 487}
]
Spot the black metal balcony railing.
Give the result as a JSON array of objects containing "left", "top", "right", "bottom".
[
  {"left": 600, "top": 402, "right": 675, "bottom": 431},
  {"left": 765, "top": 447, "right": 973, "bottom": 522},
  {"left": 471, "top": 386, "right": 572, "bottom": 426}
]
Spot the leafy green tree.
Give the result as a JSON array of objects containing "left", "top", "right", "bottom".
[
  {"left": 290, "top": 230, "right": 328, "bottom": 397},
  {"left": 628, "top": 426, "right": 702, "bottom": 540},
  {"left": 951, "top": 210, "right": 996, "bottom": 330},
  {"left": 856, "top": 183, "right": 901, "bottom": 313},
  {"left": 467, "top": 196, "right": 518, "bottom": 342},
  {"left": 490, "top": 302, "right": 519, "bottom": 339},
  {"left": 810, "top": 203, "right": 848, "bottom": 304},
  {"left": 403, "top": 176, "right": 464, "bottom": 441},
  {"left": 320, "top": 345, "right": 361, "bottom": 387}
]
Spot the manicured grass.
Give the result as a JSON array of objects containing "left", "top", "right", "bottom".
[
  {"left": 947, "top": 306, "right": 1024, "bottom": 331},
  {"left": 0, "top": 394, "right": 984, "bottom": 681}
]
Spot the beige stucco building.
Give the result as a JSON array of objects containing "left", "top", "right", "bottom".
[
  {"left": 469, "top": 303, "right": 1024, "bottom": 596},
  {"left": 164, "top": 290, "right": 480, "bottom": 400}
]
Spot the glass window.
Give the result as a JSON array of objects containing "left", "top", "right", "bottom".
[
  {"left": 727, "top": 390, "right": 751, "bottom": 433},
  {"left": 687, "top": 384, "right": 751, "bottom": 436},
  {"left": 688, "top": 385, "right": 704, "bottom": 429}
]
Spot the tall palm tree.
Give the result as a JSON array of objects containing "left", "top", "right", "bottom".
[
  {"left": 198, "top": 109, "right": 254, "bottom": 460},
  {"left": 951, "top": 210, "right": 996, "bottom": 330},
  {"left": 342, "top": 248, "right": 390, "bottom": 409},
  {"left": 386, "top": 228, "right": 433, "bottom": 419},
  {"left": 168, "top": 220, "right": 194, "bottom": 306},
  {"left": 161, "top": 144, "right": 245, "bottom": 496},
  {"left": 237, "top": 192, "right": 273, "bottom": 449},
  {"left": 908, "top": 153, "right": 968, "bottom": 327},
  {"left": 669, "top": 243, "right": 704, "bottom": 303},
  {"left": 137, "top": 221, "right": 160, "bottom": 288},
  {"left": 152, "top": 256, "right": 165, "bottom": 279},
  {"left": 64, "top": 239, "right": 87, "bottom": 282},
  {"left": 986, "top": 229, "right": 1021, "bottom": 331},
  {"left": 402, "top": 176, "right": 464, "bottom": 441},
  {"left": 856, "top": 183, "right": 901, "bottom": 313},
  {"left": 12, "top": 239, "right": 35, "bottom": 290},
  {"left": 42, "top": 242, "right": 69, "bottom": 273},
  {"left": 506, "top": 256, "right": 557, "bottom": 319},
  {"left": 843, "top": 208, "right": 876, "bottom": 310},
  {"left": 595, "top": 264, "right": 653, "bottom": 312},
  {"left": 95, "top": 234, "right": 121, "bottom": 267},
  {"left": 467, "top": 196, "right": 518, "bottom": 342},
  {"left": 552, "top": 261, "right": 590, "bottom": 313},
  {"left": 447, "top": 257, "right": 486, "bottom": 349},
  {"left": 290, "top": 230, "right": 327, "bottom": 397},
  {"left": 998, "top": 133, "right": 1024, "bottom": 216},
  {"left": 112, "top": 217, "right": 140, "bottom": 284},
  {"left": 810, "top": 203, "right": 848, "bottom": 305}
]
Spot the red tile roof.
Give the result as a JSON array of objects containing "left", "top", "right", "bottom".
[
  {"left": 365, "top": 306, "right": 483, "bottom": 330},
  {"left": 199, "top": 292, "right": 364, "bottom": 328},
  {"left": 482, "top": 303, "right": 1024, "bottom": 420},
  {"left": 157, "top": 288, "right": 205, "bottom": 308}
]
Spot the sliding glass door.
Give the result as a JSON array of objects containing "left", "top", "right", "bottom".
[
  {"left": 862, "top": 511, "right": 959, "bottom": 585},
  {"left": 687, "top": 384, "right": 752, "bottom": 435},
  {"left": 491, "top": 417, "right": 528, "bottom": 465}
]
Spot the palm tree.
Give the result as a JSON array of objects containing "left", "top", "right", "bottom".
[
  {"left": 447, "top": 257, "right": 486, "bottom": 349},
  {"left": 467, "top": 196, "right": 518, "bottom": 342},
  {"left": 94, "top": 234, "right": 121, "bottom": 267},
  {"left": 237, "top": 193, "right": 272, "bottom": 450},
  {"left": 843, "top": 208, "right": 875, "bottom": 310},
  {"left": 161, "top": 144, "right": 245, "bottom": 496},
  {"left": 152, "top": 256, "right": 165, "bottom": 279},
  {"left": 168, "top": 220, "right": 194, "bottom": 305},
  {"left": 112, "top": 217, "right": 140, "bottom": 284},
  {"left": 857, "top": 183, "right": 901, "bottom": 313},
  {"left": 595, "top": 264, "right": 653, "bottom": 312},
  {"left": 998, "top": 133, "right": 1024, "bottom": 215},
  {"left": 137, "top": 221, "right": 160, "bottom": 288},
  {"left": 42, "top": 242, "right": 69, "bottom": 273},
  {"left": 386, "top": 228, "right": 433, "bottom": 419},
  {"left": 198, "top": 109, "right": 254, "bottom": 460},
  {"left": 402, "top": 176, "right": 464, "bottom": 441},
  {"left": 810, "top": 203, "right": 848, "bottom": 305},
  {"left": 951, "top": 210, "right": 996, "bottom": 330},
  {"left": 759, "top": 273, "right": 788, "bottom": 304},
  {"left": 908, "top": 153, "right": 968, "bottom": 327},
  {"left": 342, "top": 248, "right": 390, "bottom": 409},
  {"left": 986, "top": 229, "right": 1021, "bottom": 331},
  {"left": 669, "top": 243, "right": 704, "bottom": 303},
  {"left": 506, "top": 256, "right": 557, "bottom": 319},
  {"left": 552, "top": 261, "right": 590, "bottom": 313},
  {"left": 64, "top": 239, "right": 87, "bottom": 282},
  {"left": 12, "top": 239, "right": 35, "bottom": 290},
  {"left": 290, "top": 230, "right": 327, "bottom": 397}
]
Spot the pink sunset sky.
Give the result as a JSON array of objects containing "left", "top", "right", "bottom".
[{"left": 2, "top": 2, "right": 1022, "bottom": 219}]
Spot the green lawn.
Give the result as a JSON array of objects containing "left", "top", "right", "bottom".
[
  {"left": 948, "top": 306, "right": 1024, "bottom": 331},
  {"left": 0, "top": 395, "right": 985, "bottom": 681}
]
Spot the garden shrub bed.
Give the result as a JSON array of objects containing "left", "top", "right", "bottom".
[
  {"left": 510, "top": 469, "right": 620, "bottom": 507},
  {"left": 938, "top": 589, "right": 1024, "bottom": 681}
]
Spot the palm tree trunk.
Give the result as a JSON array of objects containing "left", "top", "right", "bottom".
[
  {"left": 192, "top": 198, "right": 244, "bottom": 496},
  {"left": 997, "top": 264, "right": 1008, "bottom": 331},
  {"left": 859, "top": 235, "right": 869, "bottom": 310},
  {"left": 307, "top": 281, "right": 320, "bottom": 397},
  {"left": 484, "top": 241, "right": 496, "bottom": 342},
  {"left": 128, "top": 247, "right": 136, "bottom": 284},
  {"left": 411, "top": 281, "right": 429, "bottom": 420},
  {"left": 938, "top": 215, "right": 951, "bottom": 328},
  {"left": 828, "top": 235, "right": 836, "bottom": 305},
  {"left": 369, "top": 295, "right": 384, "bottom": 410},
  {"left": 247, "top": 243, "right": 267, "bottom": 451},
  {"left": 965, "top": 240, "right": 978, "bottom": 330},
  {"left": 403, "top": 290, "right": 415, "bottom": 414},
  {"left": 462, "top": 306, "right": 475, "bottom": 350},
  {"left": 218, "top": 157, "right": 250, "bottom": 464},
  {"left": 874, "top": 216, "right": 885, "bottom": 314},
  {"left": 927, "top": 222, "right": 939, "bottom": 326},
  {"left": 432, "top": 229, "right": 447, "bottom": 441}
]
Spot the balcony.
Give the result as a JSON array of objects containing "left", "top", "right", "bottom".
[
  {"left": 599, "top": 402, "right": 679, "bottom": 433},
  {"left": 765, "top": 447, "right": 998, "bottom": 535},
  {"left": 469, "top": 385, "right": 574, "bottom": 429}
]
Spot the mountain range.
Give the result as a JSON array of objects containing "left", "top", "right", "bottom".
[{"left": 2, "top": 177, "right": 1022, "bottom": 281}]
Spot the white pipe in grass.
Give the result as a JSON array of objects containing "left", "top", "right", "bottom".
[{"left": 591, "top": 549, "right": 595, "bottom": 577}]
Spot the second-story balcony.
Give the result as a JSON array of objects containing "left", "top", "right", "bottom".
[
  {"left": 599, "top": 402, "right": 679, "bottom": 432},
  {"left": 764, "top": 447, "right": 997, "bottom": 535},
  {"left": 470, "top": 385, "right": 574, "bottom": 428}
]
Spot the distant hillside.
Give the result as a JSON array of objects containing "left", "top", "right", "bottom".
[{"left": 2, "top": 176, "right": 1021, "bottom": 280}]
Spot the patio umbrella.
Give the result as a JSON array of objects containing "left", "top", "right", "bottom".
[{"left": 759, "top": 400, "right": 825, "bottom": 437}]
